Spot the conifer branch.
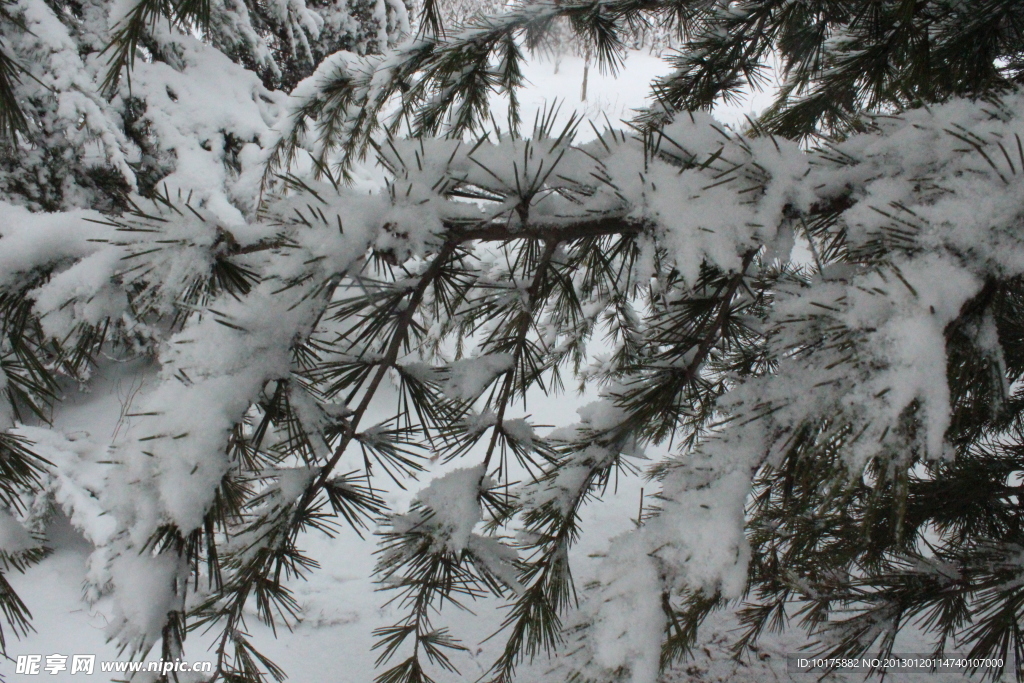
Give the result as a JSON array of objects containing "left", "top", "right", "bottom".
[
  {"left": 676, "top": 249, "right": 758, "bottom": 386},
  {"left": 303, "top": 239, "right": 459, "bottom": 502},
  {"left": 453, "top": 215, "right": 646, "bottom": 244},
  {"left": 10, "top": 3, "right": 1024, "bottom": 681},
  {"left": 227, "top": 215, "right": 647, "bottom": 256},
  {"left": 488, "top": 427, "right": 630, "bottom": 682},
  {"left": 481, "top": 239, "right": 558, "bottom": 477}
]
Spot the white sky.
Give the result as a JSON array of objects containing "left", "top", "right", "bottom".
[{"left": 513, "top": 49, "right": 779, "bottom": 137}]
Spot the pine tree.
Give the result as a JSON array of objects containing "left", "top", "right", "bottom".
[{"left": 3, "top": 2, "right": 1024, "bottom": 683}]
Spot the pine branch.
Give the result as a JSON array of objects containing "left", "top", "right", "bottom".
[
  {"left": 262, "top": 0, "right": 684, "bottom": 173},
  {"left": 303, "top": 240, "right": 459, "bottom": 499},
  {"left": 0, "top": 541, "right": 47, "bottom": 655},
  {"left": 0, "top": 40, "right": 26, "bottom": 144},
  {"left": 675, "top": 249, "right": 758, "bottom": 387},
  {"left": 487, "top": 427, "right": 631, "bottom": 682},
  {"left": 480, "top": 239, "right": 558, "bottom": 477},
  {"left": 453, "top": 215, "right": 646, "bottom": 244},
  {"left": 617, "top": 249, "right": 760, "bottom": 450}
]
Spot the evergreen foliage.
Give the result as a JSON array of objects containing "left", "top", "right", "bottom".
[{"left": 2, "top": 1, "right": 1024, "bottom": 683}]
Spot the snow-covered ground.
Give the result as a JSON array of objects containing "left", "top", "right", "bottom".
[{"left": 3, "top": 50, "right": 972, "bottom": 683}]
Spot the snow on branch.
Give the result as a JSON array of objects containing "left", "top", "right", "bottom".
[{"left": 4, "top": 87, "right": 1024, "bottom": 681}]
